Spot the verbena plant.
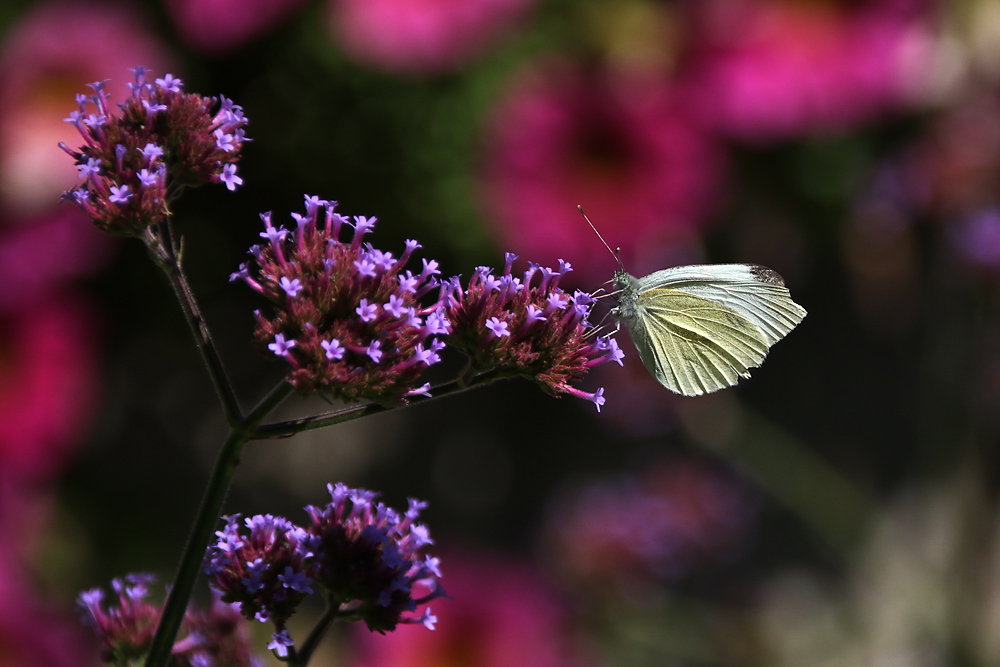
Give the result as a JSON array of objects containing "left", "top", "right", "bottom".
[{"left": 62, "top": 68, "right": 623, "bottom": 667}]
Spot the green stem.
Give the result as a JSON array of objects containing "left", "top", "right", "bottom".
[
  {"left": 729, "top": 408, "right": 873, "bottom": 555},
  {"left": 253, "top": 371, "right": 500, "bottom": 440},
  {"left": 289, "top": 604, "right": 343, "bottom": 667},
  {"left": 151, "top": 221, "right": 244, "bottom": 427},
  {"left": 145, "top": 381, "right": 294, "bottom": 667}
]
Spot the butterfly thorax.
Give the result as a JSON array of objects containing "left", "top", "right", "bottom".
[{"left": 612, "top": 269, "right": 641, "bottom": 321}]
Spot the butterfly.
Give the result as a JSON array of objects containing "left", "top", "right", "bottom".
[{"left": 581, "top": 207, "right": 807, "bottom": 396}]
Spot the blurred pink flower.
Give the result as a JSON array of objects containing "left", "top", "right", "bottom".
[
  {"left": 0, "top": 209, "right": 112, "bottom": 310},
  {"left": 543, "top": 456, "right": 758, "bottom": 589},
  {"left": 329, "top": 0, "right": 537, "bottom": 74},
  {"left": 349, "top": 551, "right": 588, "bottom": 667},
  {"left": 0, "top": 481, "right": 90, "bottom": 667},
  {"left": 685, "top": 0, "right": 934, "bottom": 142},
  {"left": 0, "top": 555, "right": 90, "bottom": 667},
  {"left": 0, "top": 2, "right": 173, "bottom": 220},
  {"left": 165, "top": 0, "right": 310, "bottom": 55},
  {"left": 0, "top": 294, "right": 98, "bottom": 481},
  {"left": 480, "top": 63, "right": 726, "bottom": 281}
]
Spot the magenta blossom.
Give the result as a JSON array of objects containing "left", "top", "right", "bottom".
[
  {"left": 348, "top": 551, "right": 588, "bottom": 667},
  {"left": 0, "top": 294, "right": 97, "bottom": 481},
  {"left": 165, "top": 0, "right": 310, "bottom": 55},
  {"left": 0, "top": 2, "right": 173, "bottom": 220},
  {"left": 0, "top": 209, "right": 111, "bottom": 310},
  {"left": 481, "top": 62, "right": 726, "bottom": 280},
  {"left": 684, "top": 0, "right": 934, "bottom": 142},
  {"left": 0, "top": 552, "right": 90, "bottom": 667},
  {"left": 329, "top": 0, "right": 537, "bottom": 74}
]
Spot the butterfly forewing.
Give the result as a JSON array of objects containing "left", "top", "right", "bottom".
[
  {"left": 628, "top": 288, "right": 772, "bottom": 396},
  {"left": 636, "top": 264, "right": 807, "bottom": 345}
]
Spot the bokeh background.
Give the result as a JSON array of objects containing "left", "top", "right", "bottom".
[{"left": 3, "top": 0, "right": 1000, "bottom": 664}]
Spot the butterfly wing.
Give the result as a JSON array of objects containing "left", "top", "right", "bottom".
[
  {"left": 636, "top": 264, "right": 807, "bottom": 345},
  {"left": 625, "top": 288, "right": 773, "bottom": 396}
]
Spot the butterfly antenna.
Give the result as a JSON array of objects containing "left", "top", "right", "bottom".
[{"left": 578, "top": 205, "right": 625, "bottom": 272}]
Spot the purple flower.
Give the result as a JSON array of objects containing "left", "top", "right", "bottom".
[
  {"left": 365, "top": 339, "right": 383, "bottom": 363},
  {"left": 321, "top": 338, "right": 345, "bottom": 360},
  {"left": 268, "top": 629, "right": 294, "bottom": 658},
  {"left": 140, "top": 143, "right": 165, "bottom": 162},
  {"left": 155, "top": 73, "right": 183, "bottom": 92},
  {"left": 485, "top": 316, "right": 510, "bottom": 338},
  {"left": 356, "top": 299, "right": 379, "bottom": 322},
  {"left": 268, "top": 333, "right": 296, "bottom": 356},
  {"left": 220, "top": 163, "right": 243, "bottom": 191},
  {"left": 108, "top": 184, "right": 132, "bottom": 204},
  {"left": 233, "top": 196, "right": 449, "bottom": 405},
  {"left": 59, "top": 67, "right": 249, "bottom": 236},
  {"left": 384, "top": 294, "right": 408, "bottom": 318},
  {"left": 279, "top": 276, "right": 303, "bottom": 297}
]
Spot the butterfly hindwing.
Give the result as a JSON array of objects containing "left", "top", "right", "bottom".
[{"left": 626, "top": 288, "right": 772, "bottom": 396}]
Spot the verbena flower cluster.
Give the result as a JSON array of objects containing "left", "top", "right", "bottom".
[
  {"left": 204, "top": 483, "right": 443, "bottom": 658},
  {"left": 230, "top": 196, "right": 449, "bottom": 405},
  {"left": 443, "top": 253, "right": 624, "bottom": 411},
  {"left": 76, "top": 573, "right": 258, "bottom": 667},
  {"left": 232, "top": 200, "right": 624, "bottom": 410},
  {"left": 60, "top": 66, "right": 248, "bottom": 236}
]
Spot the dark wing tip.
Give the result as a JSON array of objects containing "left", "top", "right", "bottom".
[{"left": 748, "top": 265, "right": 786, "bottom": 286}]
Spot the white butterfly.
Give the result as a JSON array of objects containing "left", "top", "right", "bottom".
[
  {"left": 581, "top": 207, "right": 807, "bottom": 397},
  {"left": 614, "top": 263, "right": 807, "bottom": 396}
]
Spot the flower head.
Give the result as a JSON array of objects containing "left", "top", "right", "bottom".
[
  {"left": 305, "top": 483, "right": 445, "bottom": 634},
  {"left": 77, "top": 574, "right": 258, "bottom": 666},
  {"left": 233, "top": 196, "right": 448, "bottom": 405},
  {"left": 60, "top": 67, "right": 249, "bottom": 236},
  {"left": 0, "top": 4, "right": 172, "bottom": 219},
  {"left": 204, "top": 483, "right": 444, "bottom": 651},
  {"left": 444, "top": 256, "right": 623, "bottom": 409},
  {"left": 203, "top": 514, "right": 317, "bottom": 638}
]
